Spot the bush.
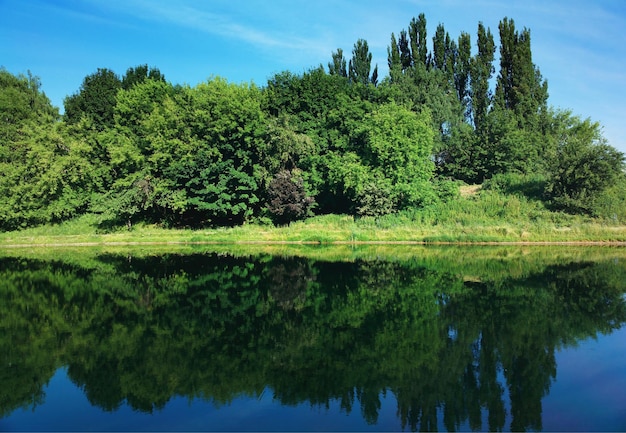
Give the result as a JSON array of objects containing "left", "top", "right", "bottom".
[
  {"left": 544, "top": 116, "right": 625, "bottom": 215},
  {"left": 356, "top": 181, "right": 394, "bottom": 217},
  {"left": 433, "top": 178, "right": 460, "bottom": 203},
  {"left": 592, "top": 175, "right": 626, "bottom": 223},
  {"left": 267, "top": 170, "right": 315, "bottom": 225},
  {"left": 482, "top": 172, "right": 546, "bottom": 200}
]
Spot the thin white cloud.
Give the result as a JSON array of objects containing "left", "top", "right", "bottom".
[{"left": 87, "top": 0, "right": 333, "bottom": 58}]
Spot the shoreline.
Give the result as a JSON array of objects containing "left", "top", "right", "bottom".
[{"left": 2, "top": 240, "right": 626, "bottom": 248}]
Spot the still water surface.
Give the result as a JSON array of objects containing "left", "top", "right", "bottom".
[{"left": 1, "top": 246, "right": 625, "bottom": 431}]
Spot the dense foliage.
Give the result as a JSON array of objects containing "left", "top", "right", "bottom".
[{"left": 1, "top": 14, "right": 625, "bottom": 231}]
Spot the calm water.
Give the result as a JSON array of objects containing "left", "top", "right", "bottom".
[{"left": 1, "top": 246, "right": 625, "bottom": 431}]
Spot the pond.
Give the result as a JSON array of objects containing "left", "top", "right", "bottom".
[{"left": 1, "top": 245, "right": 625, "bottom": 431}]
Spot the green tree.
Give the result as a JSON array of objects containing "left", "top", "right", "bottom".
[
  {"left": 113, "top": 78, "right": 174, "bottom": 139},
  {"left": 0, "top": 70, "right": 98, "bottom": 230},
  {"left": 387, "top": 32, "right": 402, "bottom": 81},
  {"left": 442, "top": 21, "right": 541, "bottom": 182},
  {"left": 593, "top": 175, "right": 626, "bottom": 223},
  {"left": 121, "top": 64, "right": 165, "bottom": 90},
  {"left": 328, "top": 49, "right": 348, "bottom": 77},
  {"left": 355, "top": 180, "right": 395, "bottom": 217},
  {"left": 264, "top": 68, "right": 355, "bottom": 136},
  {"left": 371, "top": 65, "right": 379, "bottom": 87},
  {"left": 64, "top": 68, "right": 122, "bottom": 130},
  {"left": 480, "top": 107, "right": 544, "bottom": 177},
  {"left": 433, "top": 24, "right": 467, "bottom": 112},
  {"left": 96, "top": 77, "right": 268, "bottom": 227},
  {"left": 0, "top": 119, "right": 98, "bottom": 230},
  {"left": 0, "top": 69, "right": 58, "bottom": 145},
  {"left": 469, "top": 22, "right": 496, "bottom": 133},
  {"left": 92, "top": 79, "right": 179, "bottom": 226},
  {"left": 449, "top": 18, "right": 551, "bottom": 181},
  {"left": 409, "top": 14, "right": 428, "bottom": 68},
  {"left": 398, "top": 30, "right": 412, "bottom": 71},
  {"left": 349, "top": 39, "right": 373, "bottom": 85},
  {"left": 260, "top": 114, "right": 316, "bottom": 178},
  {"left": 544, "top": 112, "right": 625, "bottom": 214},
  {"left": 437, "top": 122, "right": 483, "bottom": 182},
  {"left": 455, "top": 32, "right": 472, "bottom": 119},
  {"left": 390, "top": 62, "right": 463, "bottom": 145},
  {"left": 494, "top": 18, "right": 548, "bottom": 129},
  {"left": 262, "top": 67, "right": 390, "bottom": 214},
  {"left": 432, "top": 23, "right": 448, "bottom": 72},
  {"left": 164, "top": 78, "right": 267, "bottom": 226},
  {"left": 327, "top": 103, "right": 436, "bottom": 215}
]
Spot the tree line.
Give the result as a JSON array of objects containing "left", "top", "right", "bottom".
[{"left": 1, "top": 14, "right": 624, "bottom": 230}]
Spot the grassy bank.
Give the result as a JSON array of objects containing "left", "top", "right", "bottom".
[{"left": 1, "top": 187, "right": 626, "bottom": 247}]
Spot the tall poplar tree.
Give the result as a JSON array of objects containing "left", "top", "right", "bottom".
[
  {"left": 495, "top": 18, "right": 516, "bottom": 111},
  {"left": 469, "top": 22, "right": 496, "bottom": 133},
  {"left": 387, "top": 33, "right": 402, "bottom": 81},
  {"left": 431, "top": 24, "right": 458, "bottom": 74},
  {"left": 494, "top": 17, "right": 548, "bottom": 127},
  {"left": 398, "top": 30, "right": 412, "bottom": 71},
  {"left": 409, "top": 14, "right": 428, "bottom": 68},
  {"left": 433, "top": 25, "right": 461, "bottom": 88},
  {"left": 349, "top": 39, "right": 373, "bottom": 85},
  {"left": 371, "top": 65, "right": 379, "bottom": 86},
  {"left": 432, "top": 24, "right": 447, "bottom": 71},
  {"left": 455, "top": 32, "right": 472, "bottom": 119},
  {"left": 445, "top": 33, "right": 458, "bottom": 82},
  {"left": 440, "top": 23, "right": 495, "bottom": 183},
  {"left": 328, "top": 49, "right": 348, "bottom": 77}
]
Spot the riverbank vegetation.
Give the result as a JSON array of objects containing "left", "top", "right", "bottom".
[
  {"left": 1, "top": 14, "right": 625, "bottom": 240},
  {"left": 2, "top": 186, "right": 626, "bottom": 246}
]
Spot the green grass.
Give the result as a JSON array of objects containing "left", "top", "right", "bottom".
[{"left": 1, "top": 189, "right": 626, "bottom": 247}]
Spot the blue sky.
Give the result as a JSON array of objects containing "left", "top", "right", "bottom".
[{"left": 1, "top": 0, "right": 625, "bottom": 153}]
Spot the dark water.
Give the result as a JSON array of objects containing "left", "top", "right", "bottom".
[{"left": 1, "top": 247, "right": 625, "bottom": 431}]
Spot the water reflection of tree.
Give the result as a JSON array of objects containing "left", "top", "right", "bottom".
[
  {"left": 1, "top": 253, "right": 625, "bottom": 431},
  {"left": 266, "top": 257, "right": 315, "bottom": 311}
]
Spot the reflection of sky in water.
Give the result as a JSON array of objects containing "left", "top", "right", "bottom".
[
  {"left": 1, "top": 372, "right": 395, "bottom": 431},
  {"left": 2, "top": 329, "right": 626, "bottom": 432},
  {"left": 542, "top": 326, "right": 626, "bottom": 432}
]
